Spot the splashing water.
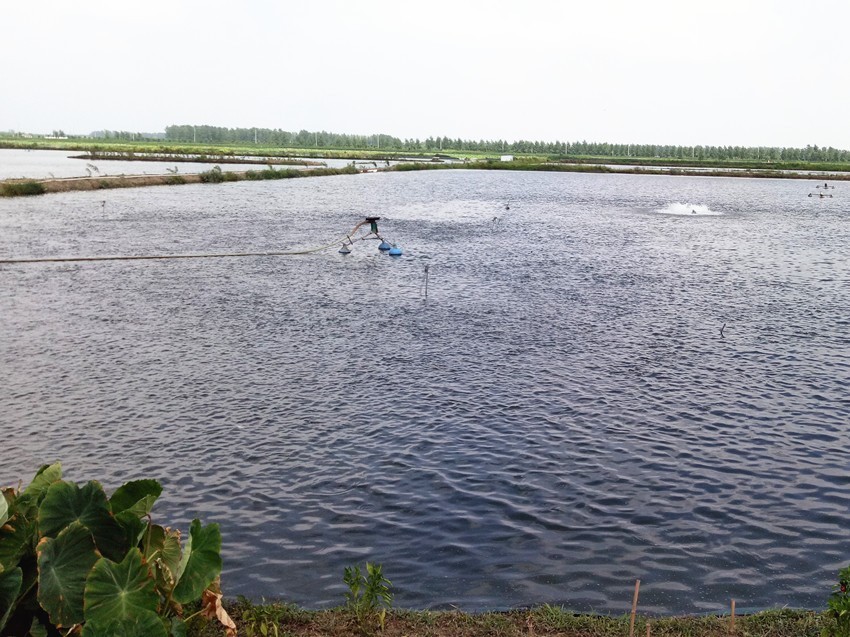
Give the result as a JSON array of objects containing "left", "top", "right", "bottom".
[{"left": 656, "top": 202, "right": 722, "bottom": 216}]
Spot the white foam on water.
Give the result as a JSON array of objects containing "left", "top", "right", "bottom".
[{"left": 656, "top": 202, "right": 722, "bottom": 216}]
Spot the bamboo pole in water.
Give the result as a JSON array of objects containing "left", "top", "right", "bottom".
[{"left": 629, "top": 579, "right": 641, "bottom": 637}]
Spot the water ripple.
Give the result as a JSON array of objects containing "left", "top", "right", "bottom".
[{"left": 1, "top": 171, "right": 848, "bottom": 614}]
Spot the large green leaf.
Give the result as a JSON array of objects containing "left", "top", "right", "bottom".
[
  {"left": 143, "top": 525, "right": 182, "bottom": 574},
  {"left": 172, "top": 520, "right": 221, "bottom": 604},
  {"left": 36, "top": 521, "right": 100, "bottom": 627},
  {"left": 0, "top": 515, "right": 37, "bottom": 573},
  {"left": 0, "top": 566, "right": 23, "bottom": 633},
  {"left": 115, "top": 511, "right": 147, "bottom": 549},
  {"left": 83, "top": 548, "right": 158, "bottom": 625},
  {"left": 38, "top": 481, "right": 127, "bottom": 560},
  {"left": 143, "top": 524, "right": 183, "bottom": 597},
  {"left": 21, "top": 463, "right": 62, "bottom": 502},
  {"left": 109, "top": 479, "right": 162, "bottom": 517},
  {"left": 0, "top": 488, "right": 9, "bottom": 527},
  {"left": 81, "top": 610, "right": 167, "bottom": 637}
]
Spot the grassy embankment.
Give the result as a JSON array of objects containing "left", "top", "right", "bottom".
[
  {"left": 0, "top": 165, "right": 361, "bottom": 197},
  {"left": 393, "top": 158, "right": 850, "bottom": 181},
  {"left": 182, "top": 601, "right": 829, "bottom": 637},
  {"left": 6, "top": 135, "right": 850, "bottom": 171},
  {"left": 0, "top": 136, "right": 469, "bottom": 162},
  {"left": 3, "top": 137, "right": 850, "bottom": 198},
  {"left": 69, "top": 151, "right": 326, "bottom": 166}
]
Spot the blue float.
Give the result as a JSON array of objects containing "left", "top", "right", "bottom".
[
  {"left": 388, "top": 246, "right": 403, "bottom": 256},
  {"left": 378, "top": 240, "right": 392, "bottom": 251}
]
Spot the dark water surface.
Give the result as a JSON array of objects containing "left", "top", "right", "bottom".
[{"left": 1, "top": 170, "right": 849, "bottom": 614}]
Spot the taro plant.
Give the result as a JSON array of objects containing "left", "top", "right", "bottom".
[
  {"left": 825, "top": 566, "right": 850, "bottom": 637},
  {"left": 343, "top": 562, "right": 392, "bottom": 634},
  {"left": 0, "top": 463, "right": 235, "bottom": 637}
]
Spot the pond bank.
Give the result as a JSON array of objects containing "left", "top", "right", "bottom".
[
  {"left": 186, "top": 603, "right": 827, "bottom": 637},
  {"left": 0, "top": 165, "right": 361, "bottom": 196},
  {"left": 2, "top": 160, "right": 848, "bottom": 198},
  {"left": 69, "top": 151, "right": 325, "bottom": 166}
]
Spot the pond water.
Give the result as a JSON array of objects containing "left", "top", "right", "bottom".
[{"left": 1, "top": 170, "right": 849, "bottom": 615}]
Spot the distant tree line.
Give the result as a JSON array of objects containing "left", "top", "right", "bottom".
[
  {"left": 158, "top": 124, "right": 850, "bottom": 162},
  {"left": 90, "top": 130, "right": 166, "bottom": 140}
]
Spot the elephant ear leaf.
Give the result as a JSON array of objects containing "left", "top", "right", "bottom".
[
  {"left": 115, "top": 511, "right": 148, "bottom": 549},
  {"left": 38, "top": 481, "right": 127, "bottom": 561},
  {"left": 0, "top": 489, "right": 9, "bottom": 527},
  {"left": 83, "top": 548, "right": 158, "bottom": 625},
  {"left": 109, "top": 480, "right": 163, "bottom": 517},
  {"left": 21, "top": 463, "right": 62, "bottom": 500},
  {"left": 36, "top": 521, "right": 100, "bottom": 628},
  {"left": 172, "top": 520, "right": 222, "bottom": 604},
  {"left": 0, "top": 567, "right": 23, "bottom": 633},
  {"left": 81, "top": 611, "right": 167, "bottom": 637},
  {"left": 0, "top": 514, "right": 37, "bottom": 573},
  {"left": 143, "top": 525, "right": 182, "bottom": 595}
]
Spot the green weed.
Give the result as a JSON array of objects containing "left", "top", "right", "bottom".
[{"left": 344, "top": 562, "right": 393, "bottom": 634}]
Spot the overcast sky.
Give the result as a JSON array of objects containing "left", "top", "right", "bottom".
[{"left": 4, "top": 0, "right": 848, "bottom": 149}]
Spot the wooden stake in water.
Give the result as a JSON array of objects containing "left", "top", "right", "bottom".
[
  {"left": 424, "top": 264, "right": 429, "bottom": 299},
  {"left": 730, "top": 599, "right": 735, "bottom": 635},
  {"left": 629, "top": 579, "right": 641, "bottom": 637}
]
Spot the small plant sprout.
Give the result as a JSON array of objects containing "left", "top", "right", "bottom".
[{"left": 344, "top": 562, "right": 393, "bottom": 634}]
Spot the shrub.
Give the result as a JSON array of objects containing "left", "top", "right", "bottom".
[
  {"left": 0, "top": 180, "right": 46, "bottom": 197},
  {"left": 0, "top": 463, "right": 235, "bottom": 637},
  {"left": 199, "top": 165, "right": 226, "bottom": 183}
]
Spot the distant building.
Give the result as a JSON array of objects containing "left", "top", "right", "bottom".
[{"left": 500, "top": 155, "right": 514, "bottom": 162}]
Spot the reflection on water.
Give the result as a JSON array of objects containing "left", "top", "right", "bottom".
[{"left": 1, "top": 170, "right": 849, "bottom": 614}]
